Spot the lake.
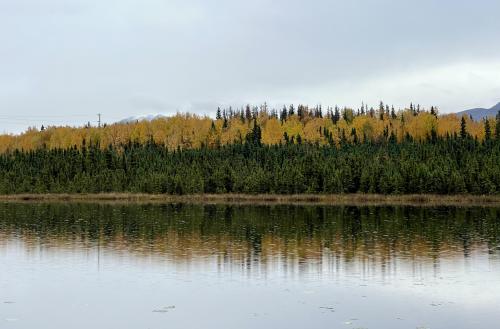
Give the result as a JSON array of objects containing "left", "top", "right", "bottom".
[{"left": 1, "top": 203, "right": 499, "bottom": 329}]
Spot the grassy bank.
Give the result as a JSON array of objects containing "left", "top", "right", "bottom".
[{"left": 0, "top": 193, "right": 500, "bottom": 206}]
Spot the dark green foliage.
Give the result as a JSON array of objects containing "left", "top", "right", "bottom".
[
  {"left": 0, "top": 135, "right": 499, "bottom": 195},
  {"left": 485, "top": 119, "right": 491, "bottom": 142},
  {"left": 280, "top": 105, "right": 288, "bottom": 122},
  {"left": 245, "top": 119, "right": 262, "bottom": 146},
  {"left": 332, "top": 106, "right": 340, "bottom": 125},
  {"left": 496, "top": 110, "right": 500, "bottom": 141},
  {"left": 460, "top": 116, "right": 468, "bottom": 139},
  {"left": 430, "top": 106, "right": 439, "bottom": 118}
]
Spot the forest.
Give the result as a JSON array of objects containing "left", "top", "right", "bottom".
[
  {"left": 0, "top": 103, "right": 499, "bottom": 152},
  {"left": 0, "top": 103, "right": 499, "bottom": 195}
]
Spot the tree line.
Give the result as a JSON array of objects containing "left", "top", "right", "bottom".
[
  {"left": 1, "top": 103, "right": 499, "bottom": 152},
  {"left": 0, "top": 116, "right": 499, "bottom": 194}
]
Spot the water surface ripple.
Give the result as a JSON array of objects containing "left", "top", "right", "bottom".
[{"left": 1, "top": 203, "right": 499, "bottom": 328}]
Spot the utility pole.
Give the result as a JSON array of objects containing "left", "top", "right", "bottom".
[{"left": 97, "top": 113, "right": 101, "bottom": 128}]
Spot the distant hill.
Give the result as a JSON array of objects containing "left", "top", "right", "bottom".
[
  {"left": 118, "top": 114, "right": 167, "bottom": 124},
  {"left": 456, "top": 102, "right": 500, "bottom": 121}
]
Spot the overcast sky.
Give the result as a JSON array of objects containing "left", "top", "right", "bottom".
[{"left": 1, "top": 0, "right": 500, "bottom": 133}]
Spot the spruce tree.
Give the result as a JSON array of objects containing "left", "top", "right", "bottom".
[
  {"left": 430, "top": 106, "right": 438, "bottom": 117},
  {"left": 484, "top": 119, "right": 491, "bottom": 142},
  {"left": 379, "top": 101, "right": 385, "bottom": 120},
  {"left": 296, "top": 134, "right": 302, "bottom": 145},
  {"left": 332, "top": 106, "right": 340, "bottom": 124},
  {"left": 245, "top": 105, "right": 252, "bottom": 121},
  {"left": 245, "top": 118, "right": 262, "bottom": 146},
  {"left": 283, "top": 132, "right": 289, "bottom": 144},
  {"left": 280, "top": 106, "right": 287, "bottom": 122},
  {"left": 496, "top": 110, "right": 500, "bottom": 140},
  {"left": 297, "top": 105, "right": 304, "bottom": 120},
  {"left": 390, "top": 106, "right": 397, "bottom": 119},
  {"left": 460, "top": 117, "right": 467, "bottom": 139}
]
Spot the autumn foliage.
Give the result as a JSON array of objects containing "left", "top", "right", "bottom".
[{"left": 0, "top": 103, "right": 498, "bottom": 152}]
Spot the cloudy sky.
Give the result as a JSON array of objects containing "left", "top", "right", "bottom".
[{"left": 1, "top": 0, "right": 500, "bottom": 133}]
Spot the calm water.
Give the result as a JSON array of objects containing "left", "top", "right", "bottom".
[{"left": 1, "top": 203, "right": 499, "bottom": 329}]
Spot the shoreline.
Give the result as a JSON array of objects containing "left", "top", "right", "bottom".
[{"left": 0, "top": 193, "right": 500, "bottom": 206}]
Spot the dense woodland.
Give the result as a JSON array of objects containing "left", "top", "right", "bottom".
[
  {"left": 0, "top": 104, "right": 499, "bottom": 195},
  {"left": 0, "top": 109, "right": 499, "bottom": 194},
  {"left": 1, "top": 103, "right": 499, "bottom": 152}
]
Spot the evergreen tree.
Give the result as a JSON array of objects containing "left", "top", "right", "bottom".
[
  {"left": 332, "top": 106, "right": 340, "bottom": 124},
  {"left": 2, "top": 103, "right": 500, "bottom": 197},
  {"left": 390, "top": 106, "right": 397, "bottom": 119},
  {"left": 296, "top": 134, "right": 302, "bottom": 144},
  {"left": 484, "top": 119, "right": 491, "bottom": 142},
  {"left": 245, "top": 105, "right": 252, "bottom": 121},
  {"left": 317, "top": 105, "right": 323, "bottom": 118},
  {"left": 430, "top": 106, "right": 438, "bottom": 117},
  {"left": 283, "top": 132, "right": 289, "bottom": 144},
  {"left": 1, "top": 136, "right": 499, "bottom": 195},
  {"left": 430, "top": 126, "right": 438, "bottom": 143},
  {"left": 245, "top": 118, "right": 262, "bottom": 146},
  {"left": 496, "top": 110, "right": 500, "bottom": 140},
  {"left": 460, "top": 117, "right": 468, "bottom": 139},
  {"left": 379, "top": 101, "right": 385, "bottom": 120},
  {"left": 297, "top": 105, "right": 304, "bottom": 120},
  {"left": 280, "top": 105, "right": 288, "bottom": 122}
]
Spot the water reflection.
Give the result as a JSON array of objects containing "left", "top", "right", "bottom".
[
  {"left": 1, "top": 203, "right": 500, "bottom": 329},
  {"left": 1, "top": 203, "right": 499, "bottom": 277}
]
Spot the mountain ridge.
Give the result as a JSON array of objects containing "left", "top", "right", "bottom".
[
  {"left": 118, "top": 114, "right": 167, "bottom": 124},
  {"left": 456, "top": 102, "right": 500, "bottom": 121}
]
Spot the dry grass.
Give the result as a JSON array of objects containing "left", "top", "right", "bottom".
[{"left": 0, "top": 193, "right": 499, "bottom": 207}]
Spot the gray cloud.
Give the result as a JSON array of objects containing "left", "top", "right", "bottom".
[{"left": 1, "top": 0, "right": 500, "bottom": 132}]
